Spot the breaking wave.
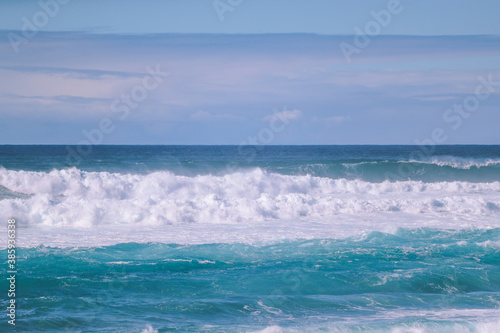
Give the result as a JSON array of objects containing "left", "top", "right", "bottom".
[{"left": 1, "top": 167, "right": 499, "bottom": 228}]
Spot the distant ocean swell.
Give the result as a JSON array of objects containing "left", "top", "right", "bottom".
[
  {"left": 270, "top": 159, "right": 500, "bottom": 182},
  {"left": 1, "top": 167, "right": 499, "bottom": 227},
  {"left": 1, "top": 145, "right": 500, "bottom": 183}
]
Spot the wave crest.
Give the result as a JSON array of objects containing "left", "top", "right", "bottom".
[
  {"left": 407, "top": 156, "right": 500, "bottom": 169},
  {"left": 1, "top": 168, "right": 499, "bottom": 227}
]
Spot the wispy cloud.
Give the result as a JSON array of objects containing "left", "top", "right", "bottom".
[
  {"left": 325, "top": 116, "right": 350, "bottom": 124},
  {"left": 263, "top": 109, "right": 302, "bottom": 121},
  {"left": 190, "top": 110, "right": 244, "bottom": 121},
  {"left": 0, "top": 66, "right": 145, "bottom": 79}
]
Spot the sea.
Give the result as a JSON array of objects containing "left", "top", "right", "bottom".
[{"left": 1, "top": 145, "right": 500, "bottom": 332}]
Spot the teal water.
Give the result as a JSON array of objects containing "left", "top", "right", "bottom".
[{"left": 2, "top": 228, "right": 500, "bottom": 332}]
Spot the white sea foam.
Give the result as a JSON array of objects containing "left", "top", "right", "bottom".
[
  {"left": 140, "top": 324, "right": 158, "bottom": 333},
  {"left": 253, "top": 325, "right": 284, "bottom": 333},
  {"left": 251, "top": 315, "right": 500, "bottom": 333},
  {"left": 1, "top": 167, "right": 499, "bottom": 227},
  {"left": 0, "top": 168, "right": 499, "bottom": 247}
]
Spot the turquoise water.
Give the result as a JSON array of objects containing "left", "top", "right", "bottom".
[
  {"left": 3, "top": 228, "right": 500, "bottom": 332},
  {"left": 1, "top": 145, "right": 500, "bottom": 332}
]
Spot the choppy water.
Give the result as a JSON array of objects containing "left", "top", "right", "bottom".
[{"left": 1, "top": 145, "right": 500, "bottom": 332}]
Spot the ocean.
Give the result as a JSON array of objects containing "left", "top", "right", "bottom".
[{"left": 1, "top": 145, "right": 500, "bottom": 332}]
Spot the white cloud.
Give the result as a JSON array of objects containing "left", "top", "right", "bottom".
[
  {"left": 263, "top": 109, "right": 302, "bottom": 121},
  {"left": 326, "top": 115, "right": 350, "bottom": 124}
]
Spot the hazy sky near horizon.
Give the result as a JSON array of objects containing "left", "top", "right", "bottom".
[
  {"left": 0, "top": 1, "right": 499, "bottom": 144},
  {"left": 2, "top": 0, "right": 500, "bottom": 36}
]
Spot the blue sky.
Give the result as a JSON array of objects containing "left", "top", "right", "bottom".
[
  {"left": 2, "top": 0, "right": 500, "bottom": 35},
  {"left": 0, "top": 0, "right": 499, "bottom": 144}
]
